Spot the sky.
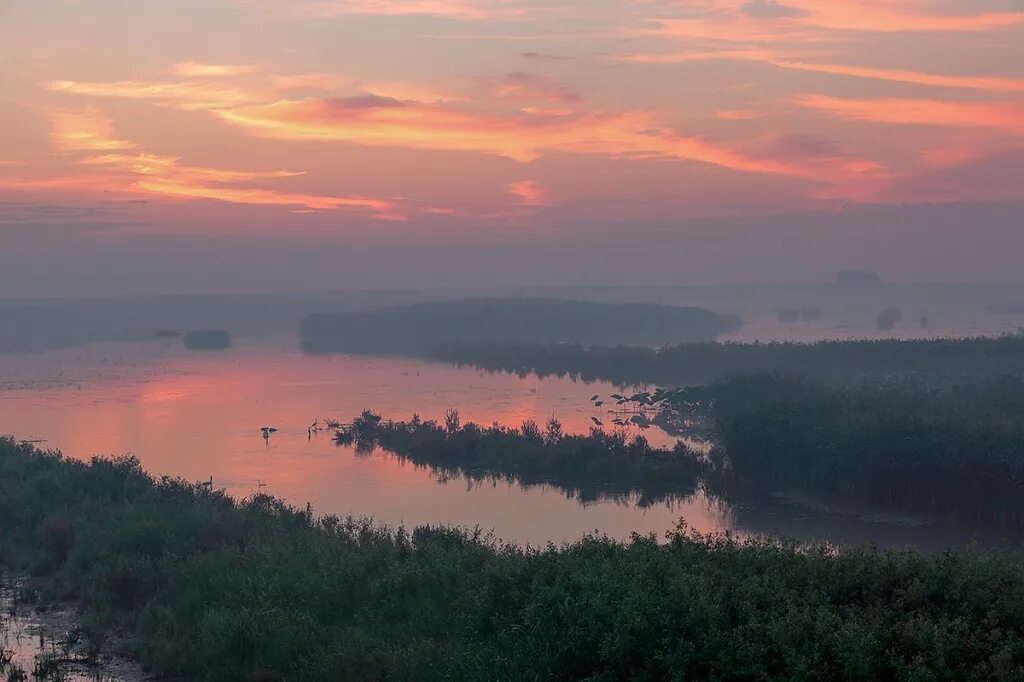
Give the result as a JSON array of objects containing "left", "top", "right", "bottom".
[{"left": 1, "top": 0, "right": 1022, "bottom": 295}]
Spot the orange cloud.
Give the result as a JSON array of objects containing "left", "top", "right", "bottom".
[
  {"left": 173, "top": 62, "right": 260, "bottom": 78},
  {"left": 794, "top": 95, "right": 1024, "bottom": 135},
  {"left": 98, "top": 153, "right": 400, "bottom": 215},
  {"left": 651, "top": 0, "right": 1024, "bottom": 38},
  {"left": 79, "top": 153, "right": 305, "bottom": 184},
  {"left": 299, "top": 0, "right": 527, "bottom": 19},
  {"left": 773, "top": 60, "right": 1024, "bottom": 92},
  {"left": 10, "top": 112, "right": 404, "bottom": 218},
  {"left": 716, "top": 110, "right": 762, "bottom": 120},
  {"left": 50, "top": 107, "right": 136, "bottom": 152},
  {"left": 481, "top": 72, "right": 580, "bottom": 103},
  {"left": 2, "top": 153, "right": 398, "bottom": 216},
  {"left": 507, "top": 180, "right": 551, "bottom": 206},
  {"left": 46, "top": 79, "right": 263, "bottom": 110},
  {"left": 357, "top": 80, "right": 464, "bottom": 103},
  {"left": 134, "top": 177, "right": 398, "bottom": 214},
  {"left": 216, "top": 95, "right": 877, "bottom": 182},
  {"left": 615, "top": 49, "right": 1024, "bottom": 93},
  {"left": 783, "top": 0, "right": 1024, "bottom": 33},
  {"left": 47, "top": 72, "right": 462, "bottom": 111},
  {"left": 614, "top": 49, "right": 800, "bottom": 65}
]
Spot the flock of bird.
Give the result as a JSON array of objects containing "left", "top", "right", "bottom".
[{"left": 200, "top": 420, "right": 342, "bottom": 492}]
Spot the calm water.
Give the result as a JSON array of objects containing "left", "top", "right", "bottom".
[
  {"left": 0, "top": 580, "right": 145, "bottom": 681},
  {"left": 1, "top": 336, "right": 1019, "bottom": 550}
]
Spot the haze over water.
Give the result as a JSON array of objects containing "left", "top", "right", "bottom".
[{"left": 3, "top": 296, "right": 1021, "bottom": 552}]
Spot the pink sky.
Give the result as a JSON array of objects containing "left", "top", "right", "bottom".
[{"left": 0, "top": 0, "right": 1022, "bottom": 293}]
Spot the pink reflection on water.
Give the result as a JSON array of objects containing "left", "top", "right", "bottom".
[{"left": 0, "top": 338, "right": 729, "bottom": 545}]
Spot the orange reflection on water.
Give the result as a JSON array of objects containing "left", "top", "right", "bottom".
[{"left": 0, "top": 339, "right": 721, "bottom": 545}]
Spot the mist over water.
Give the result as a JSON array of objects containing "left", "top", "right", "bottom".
[{"left": 4, "top": 279, "right": 1023, "bottom": 550}]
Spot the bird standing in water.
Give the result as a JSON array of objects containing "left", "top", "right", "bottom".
[{"left": 261, "top": 427, "right": 278, "bottom": 445}]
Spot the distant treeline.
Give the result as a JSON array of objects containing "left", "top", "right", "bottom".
[
  {"left": 299, "top": 298, "right": 741, "bottom": 355},
  {"left": 701, "top": 373, "right": 1024, "bottom": 524},
  {"left": 432, "top": 335, "right": 1024, "bottom": 386},
  {"left": 336, "top": 410, "right": 703, "bottom": 506},
  {"left": 8, "top": 438, "right": 1024, "bottom": 679}
]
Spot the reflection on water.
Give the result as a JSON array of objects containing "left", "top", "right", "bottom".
[
  {"left": 0, "top": 580, "right": 144, "bottom": 681},
  {"left": 0, "top": 337, "right": 721, "bottom": 545},
  {"left": 0, "top": 337, "right": 1018, "bottom": 549}
]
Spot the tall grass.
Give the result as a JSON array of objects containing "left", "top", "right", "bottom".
[
  {"left": 431, "top": 335, "right": 1024, "bottom": 386},
  {"left": 6, "top": 438, "right": 1024, "bottom": 679},
  {"left": 705, "top": 373, "right": 1024, "bottom": 524}
]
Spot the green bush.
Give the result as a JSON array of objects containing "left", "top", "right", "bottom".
[{"left": 6, "top": 438, "right": 1024, "bottom": 680}]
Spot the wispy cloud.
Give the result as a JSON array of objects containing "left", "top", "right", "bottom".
[
  {"left": 507, "top": 179, "right": 551, "bottom": 206},
  {"left": 649, "top": 0, "right": 1024, "bottom": 38},
  {"left": 794, "top": 95, "right": 1024, "bottom": 135},
  {"left": 215, "top": 94, "right": 879, "bottom": 182},
  {"left": 614, "top": 51, "right": 1024, "bottom": 93},
  {"left": 46, "top": 79, "right": 263, "bottom": 110},
  {"left": 781, "top": 0, "right": 1024, "bottom": 33},
  {"left": 173, "top": 62, "right": 261, "bottom": 78},
  {"left": 1, "top": 108, "right": 406, "bottom": 219},
  {"left": 297, "top": 0, "right": 529, "bottom": 20},
  {"left": 479, "top": 71, "right": 580, "bottom": 103},
  {"left": 44, "top": 64, "right": 887, "bottom": 187},
  {"left": 769, "top": 60, "right": 1024, "bottom": 93},
  {"left": 50, "top": 107, "right": 136, "bottom": 152}
]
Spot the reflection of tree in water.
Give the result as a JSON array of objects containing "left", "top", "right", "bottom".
[{"left": 335, "top": 410, "right": 708, "bottom": 508}]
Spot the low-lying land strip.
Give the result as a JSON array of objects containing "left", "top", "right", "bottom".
[
  {"left": 336, "top": 410, "right": 704, "bottom": 506},
  {"left": 299, "top": 298, "right": 741, "bottom": 355},
  {"left": 430, "top": 335, "right": 1024, "bottom": 386}
]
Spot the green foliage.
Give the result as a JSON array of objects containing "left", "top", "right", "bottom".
[
  {"left": 336, "top": 410, "right": 704, "bottom": 506},
  {"left": 431, "top": 335, "right": 1024, "bottom": 386},
  {"left": 706, "top": 373, "right": 1024, "bottom": 524},
  {"left": 7, "top": 438, "right": 1024, "bottom": 679}
]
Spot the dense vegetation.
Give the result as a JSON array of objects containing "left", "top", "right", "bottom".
[
  {"left": 299, "top": 298, "right": 741, "bottom": 355},
  {"left": 336, "top": 410, "right": 704, "bottom": 506},
  {"left": 9, "top": 438, "right": 1024, "bottom": 680},
  {"left": 432, "top": 335, "right": 1024, "bottom": 386},
  {"left": 700, "top": 373, "right": 1024, "bottom": 524}
]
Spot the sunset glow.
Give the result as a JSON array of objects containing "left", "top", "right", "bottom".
[{"left": 1, "top": 0, "right": 1021, "bottom": 291}]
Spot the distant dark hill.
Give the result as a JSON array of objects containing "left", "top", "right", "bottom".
[
  {"left": 183, "top": 330, "right": 232, "bottom": 350},
  {"left": 299, "top": 299, "right": 742, "bottom": 355}
]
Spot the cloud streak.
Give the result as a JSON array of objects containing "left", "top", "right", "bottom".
[
  {"left": 794, "top": 95, "right": 1024, "bottom": 135},
  {"left": 173, "top": 62, "right": 260, "bottom": 78},
  {"left": 50, "top": 107, "right": 136, "bottom": 152},
  {"left": 507, "top": 179, "right": 551, "bottom": 206},
  {"left": 615, "top": 52, "right": 1024, "bottom": 93},
  {"left": 215, "top": 94, "right": 881, "bottom": 182}
]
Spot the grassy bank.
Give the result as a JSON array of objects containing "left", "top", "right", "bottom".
[
  {"left": 336, "top": 410, "right": 704, "bottom": 506},
  {"left": 6, "top": 438, "right": 1024, "bottom": 679},
  {"left": 431, "top": 335, "right": 1024, "bottom": 386}
]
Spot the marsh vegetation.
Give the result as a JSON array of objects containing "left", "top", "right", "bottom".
[
  {"left": 7, "top": 438, "right": 1024, "bottom": 680},
  {"left": 430, "top": 334, "right": 1024, "bottom": 386},
  {"left": 335, "top": 410, "right": 705, "bottom": 506},
  {"left": 703, "top": 373, "right": 1024, "bottom": 525}
]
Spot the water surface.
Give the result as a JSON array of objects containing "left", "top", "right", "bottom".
[{"left": 0, "top": 336, "right": 1018, "bottom": 550}]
